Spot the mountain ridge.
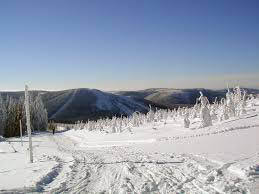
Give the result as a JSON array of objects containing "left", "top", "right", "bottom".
[{"left": 1, "top": 87, "right": 259, "bottom": 123}]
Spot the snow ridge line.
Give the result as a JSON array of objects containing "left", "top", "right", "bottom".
[
  {"left": 50, "top": 89, "right": 78, "bottom": 119},
  {"left": 159, "top": 124, "right": 259, "bottom": 141}
]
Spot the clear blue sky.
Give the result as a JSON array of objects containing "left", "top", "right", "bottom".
[{"left": 0, "top": 0, "right": 259, "bottom": 91}]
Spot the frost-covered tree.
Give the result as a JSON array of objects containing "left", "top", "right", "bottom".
[
  {"left": 183, "top": 112, "right": 190, "bottom": 128},
  {"left": 31, "top": 94, "right": 48, "bottom": 131},
  {"left": 0, "top": 95, "right": 7, "bottom": 136},
  {"left": 3, "top": 96, "right": 23, "bottom": 137},
  {"left": 199, "top": 92, "right": 212, "bottom": 128},
  {"left": 0, "top": 93, "right": 48, "bottom": 137}
]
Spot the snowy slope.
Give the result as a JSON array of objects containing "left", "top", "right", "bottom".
[
  {"left": 0, "top": 100, "right": 259, "bottom": 193},
  {"left": 92, "top": 89, "right": 149, "bottom": 115},
  {"left": 43, "top": 88, "right": 157, "bottom": 122}
]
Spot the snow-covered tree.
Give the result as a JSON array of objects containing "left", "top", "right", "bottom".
[
  {"left": 0, "top": 95, "right": 7, "bottom": 136},
  {"left": 0, "top": 93, "right": 48, "bottom": 137},
  {"left": 199, "top": 92, "right": 212, "bottom": 128},
  {"left": 31, "top": 94, "right": 48, "bottom": 131},
  {"left": 2, "top": 96, "right": 23, "bottom": 137}
]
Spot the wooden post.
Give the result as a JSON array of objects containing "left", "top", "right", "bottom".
[
  {"left": 25, "top": 85, "right": 33, "bottom": 163},
  {"left": 19, "top": 120, "right": 23, "bottom": 146}
]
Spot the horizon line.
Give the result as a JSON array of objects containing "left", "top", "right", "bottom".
[{"left": 1, "top": 86, "right": 258, "bottom": 93}]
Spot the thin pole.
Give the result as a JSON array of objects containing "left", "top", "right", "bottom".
[
  {"left": 25, "top": 85, "right": 33, "bottom": 163},
  {"left": 19, "top": 120, "right": 23, "bottom": 146}
]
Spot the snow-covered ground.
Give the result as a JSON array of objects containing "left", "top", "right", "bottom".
[{"left": 1, "top": 102, "right": 259, "bottom": 193}]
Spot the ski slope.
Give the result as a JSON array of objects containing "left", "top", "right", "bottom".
[{"left": 0, "top": 101, "right": 259, "bottom": 193}]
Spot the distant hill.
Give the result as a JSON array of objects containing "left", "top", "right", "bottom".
[
  {"left": 1, "top": 87, "right": 259, "bottom": 123},
  {"left": 42, "top": 88, "right": 167, "bottom": 122},
  {"left": 116, "top": 88, "right": 259, "bottom": 108}
]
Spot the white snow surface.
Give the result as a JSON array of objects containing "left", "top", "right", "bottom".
[{"left": 1, "top": 101, "right": 259, "bottom": 193}]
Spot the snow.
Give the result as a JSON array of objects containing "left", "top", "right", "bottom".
[
  {"left": 0, "top": 133, "right": 73, "bottom": 192},
  {"left": 0, "top": 100, "right": 259, "bottom": 193},
  {"left": 65, "top": 130, "right": 156, "bottom": 148}
]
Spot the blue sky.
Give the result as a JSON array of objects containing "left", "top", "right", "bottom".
[{"left": 0, "top": 0, "right": 259, "bottom": 91}]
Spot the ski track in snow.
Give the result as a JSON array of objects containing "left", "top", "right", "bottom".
[
  {"left": 1, "top": 132, "right": 258, "bottom": 194},
  {"left": 38, "top": 134, "right": 257, "bottom": 194}
]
